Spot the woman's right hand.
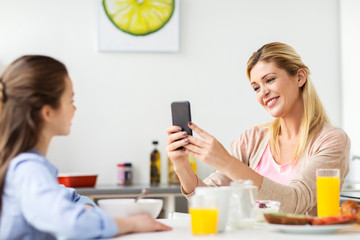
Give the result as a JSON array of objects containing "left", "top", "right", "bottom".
[
  {"left": 166, "top": 125, "right": 198, "bottom": 194},
  {"left": 166, "top": 125, "right": 190, "bottom": 168},
  {"left": 114, "top": 214, "right": 172, "bottom": 235}
]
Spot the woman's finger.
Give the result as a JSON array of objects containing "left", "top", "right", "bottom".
[
  {"left": 184, "top": 142, "right": 203, "bottom": 155},
  {"left": 167, "top": 138, "right": 189, "bottom": 152},
  {"left": 188, "top": 122, "right": 213, "bottom": 140},
  {"left": 167, "top": 130, "right": 188, "bottom": 144},
  {"left": 166, "top": 125, "right": 183, "bottom": 135},
  {"left": 187, "top": 135, "right": 206, "bottom": 148}
]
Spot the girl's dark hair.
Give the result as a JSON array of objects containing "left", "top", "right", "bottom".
[{"left": 0, "top": 55, "right": 68, "bottom": 214}]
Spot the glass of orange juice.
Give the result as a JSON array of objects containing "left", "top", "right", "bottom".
[
  {"left": 189, "top": 194, "right": 218, "bottom": 235},
  {"left": 316, "top": 169, "right": 340, "bottom": 217}
]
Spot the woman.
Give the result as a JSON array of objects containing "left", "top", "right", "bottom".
[
  {"left": 0, "top": 55, "right": 171, "bottom": 239},
  {"left": 166, "top": 42, "right": 350, "bottom": 216}
]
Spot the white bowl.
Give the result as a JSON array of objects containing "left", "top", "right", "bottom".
[
  {"left": 256, "top": 200, "right": 280, "bottom": 222},
  {"left": 97, "top": 198, "right": 163, "bottom": 219}
]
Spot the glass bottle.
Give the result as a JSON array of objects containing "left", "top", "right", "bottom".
[
  {"left": 168, "top": 155, "right": 197, "bottom": 184},
  {"left": 150, "top": 140, "right": 161, "bottom": 185},
  {"left": 168, "top": 156, "right": 180, "bottom": 184},
  {"left": 188, "top": 155, "right": 197, "bottom": 174}
]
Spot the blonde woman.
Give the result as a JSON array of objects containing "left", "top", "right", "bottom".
[{"left": 166, "top": 42, "right": 350, "bottom": 216}]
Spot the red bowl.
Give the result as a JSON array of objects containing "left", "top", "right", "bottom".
[{"left": 58, "top": 174, "right": 98, "bottom": 188}]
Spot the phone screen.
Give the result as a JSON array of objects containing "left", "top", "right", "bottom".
[{"left": 171, "top": 101, "right": 192, "bottom": 136}]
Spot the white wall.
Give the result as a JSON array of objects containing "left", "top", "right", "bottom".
[
  {"left": 340, "top": 0, "right": 360, "bottom": 183},
  {"left": 0, "top": 0, "right": 342, "bottom": 185}
]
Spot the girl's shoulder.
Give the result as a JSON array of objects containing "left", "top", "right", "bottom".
[{"left": 8, "top": 151, "right": 47, "bottom": 171}]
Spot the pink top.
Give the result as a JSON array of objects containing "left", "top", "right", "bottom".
[{"left": 254, "top": 143, "right": 297, "bottom": 185}]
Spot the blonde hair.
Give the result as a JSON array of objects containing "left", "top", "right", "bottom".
[{"left": 246, "top": 42, "right": 330, "bottom": 163}]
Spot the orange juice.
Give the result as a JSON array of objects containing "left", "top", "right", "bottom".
[
  {"left": 189, "top": 208, "right": 218, "bottom": 235},
  {"left": 316, "top": 176, "right": 340, "bottom": 217}
]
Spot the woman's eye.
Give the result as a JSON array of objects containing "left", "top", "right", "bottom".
[
  {"left": 253, "top": 86, "right": 260, "bottom": 92},
  {"left": 266, "top": 78, "right": 275, "bottom": 83}
]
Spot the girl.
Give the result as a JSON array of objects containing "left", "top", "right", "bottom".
[{"left": 0, "top": 55, "right": 171, "bottom": 239}]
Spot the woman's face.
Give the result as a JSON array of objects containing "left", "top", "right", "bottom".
[
  {"left": 249, "top": 61, "right": 305, "bottom": 118},
  {"left": 50, "top": 76, "right": 76, "bottom": 136}
]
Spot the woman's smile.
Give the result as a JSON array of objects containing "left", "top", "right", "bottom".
[{"left": 265, "top": 96, "right": 280, "bottom": 107}]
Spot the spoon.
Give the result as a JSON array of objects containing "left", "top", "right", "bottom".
[{"left": 134, "top": 188, "right": 149, "bottom": 202}]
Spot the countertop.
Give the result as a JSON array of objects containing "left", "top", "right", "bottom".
[{"left": 75, "top": 184, "right": 182, "bottom": 196}]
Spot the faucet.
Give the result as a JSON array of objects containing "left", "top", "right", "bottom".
[{"left": 352, "top": 155, "right": 360, "bottom": 161}]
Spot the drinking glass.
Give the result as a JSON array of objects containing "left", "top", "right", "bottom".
[
  {"left": 316, "top": 169, "right": 340, "bottom": 217},
  {"left": 189, "top": 194, "right": 218, "bottom": 235},
  {"left": 195, "top": 186, "right": 231, "bottom": 232}
]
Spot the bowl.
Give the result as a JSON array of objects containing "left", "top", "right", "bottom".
[
  {"left": 256, "top": 200, "right": 281, "bottom": 222},
  {"left": 97, "top": 198, "right": 163, "bottom": 219},
  {"left": 58, "top": 173, "right": 98, "bottom": 188}
]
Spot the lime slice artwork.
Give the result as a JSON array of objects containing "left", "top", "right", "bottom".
[{"left": 103, "top": 0, "right": 175, "bottom": 36}]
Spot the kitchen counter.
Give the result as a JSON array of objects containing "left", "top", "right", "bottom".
[
  {"left": 75, "top": 183, "right": 182, "bottom": 195},
  {"left": 75, "top": 184, "right": 185, "bottom": 217},
  {"left": 341, "top": 183, "right": 360, "bottom": 203}
]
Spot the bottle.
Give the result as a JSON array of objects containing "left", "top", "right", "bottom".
[
  {"left": 168, "top": 156, "right": 180, "bottom": 184},
  {"left": 150, "top": 141, "right": 161, "bottom": 185},
  {"left": 168, "top": 155, "right": 197, "bottom": 184},
  {"left": 188, "top": 155, "right": 197, "bottom": 174},
  {"left": 117, "top": 162, "right": 132, "bottom": 185}
]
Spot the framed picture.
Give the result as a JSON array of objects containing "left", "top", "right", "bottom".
[{"left": 97, "top": 0, "right": 180, "bottom": 52}]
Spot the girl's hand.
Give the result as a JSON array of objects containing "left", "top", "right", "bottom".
[
  {"left": 185, "top": 122, "right": 233, "bottom": 172},
  {"left": 166, "top": 125, "right": 190, "bottom": 168},
  {"left": 115, "top": 214, "right": 172, "bottom": 235}
]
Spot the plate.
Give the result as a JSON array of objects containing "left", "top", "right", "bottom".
[{"left": 266, "top": 223, "right": 355, "bottom": 234}]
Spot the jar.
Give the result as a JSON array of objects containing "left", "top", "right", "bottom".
[
  {"left": 117, "top": 162, "right": 132, "bottom": 185},
  {"left": 227, "top": 180, "right": 258, "bottom": 229}
]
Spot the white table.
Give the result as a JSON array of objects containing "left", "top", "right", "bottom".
[{"left": 103, "top": 213, "right": 360, "bottom": 240}]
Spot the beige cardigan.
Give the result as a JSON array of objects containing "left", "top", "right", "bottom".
[{"left": 185, "top": 123, "right": 350, "bottom": 216}]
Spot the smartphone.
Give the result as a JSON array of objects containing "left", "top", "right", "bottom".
[{"left": 171, "top": 101, "right": 192, "bottom": 136}]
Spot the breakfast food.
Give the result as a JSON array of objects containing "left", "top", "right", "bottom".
[
  {"left": 311, "top": 215, "right": 357, "bottom": 225},
  {"left": 340, "top": 200, "right": 360, "bottom": 224},
  {"left": 340, "top": 200, "right": 359, "bottom": 216},
  {"left": 264, "top": 213, "right": 356, "bottom": 225},
  {"left": 263, "top": 213, "right": 313, "bottom": 225},
  {"left": 264, "top": 200, "right": 360, "bottom": 226}
]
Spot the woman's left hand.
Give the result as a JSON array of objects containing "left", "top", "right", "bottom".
[{"left": 184, "top": 122, "right": 232, "bottom": 172}]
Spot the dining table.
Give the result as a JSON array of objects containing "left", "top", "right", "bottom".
[{"left": 102, "top": 212, "right": 360, "bottom": 240}]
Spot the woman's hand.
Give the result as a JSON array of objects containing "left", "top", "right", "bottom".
[
  {"left": 185, "top": 122, "right": 233, "bottom": 172},
  {"left": 114, "top": 214, "right": 172, "bottom": 235},
  {"left": 166, "top": 125, "right": 198, "bottom": 194},
  {"left": 166, "top": 125, "right": 190, "bottom": 168}
]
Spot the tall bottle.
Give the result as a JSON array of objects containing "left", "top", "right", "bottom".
[
  {"left": 150, "top": 140, "right": 161, "bottom": 185},
  {"left": 168, "top": 155, "right": 197, "bottom": 184},
  {"left": 188, "top": 155, "right": 197, "bottom": 174},
  {"left": 168, "top": 156, "right": 180, "bottom": 184}
]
